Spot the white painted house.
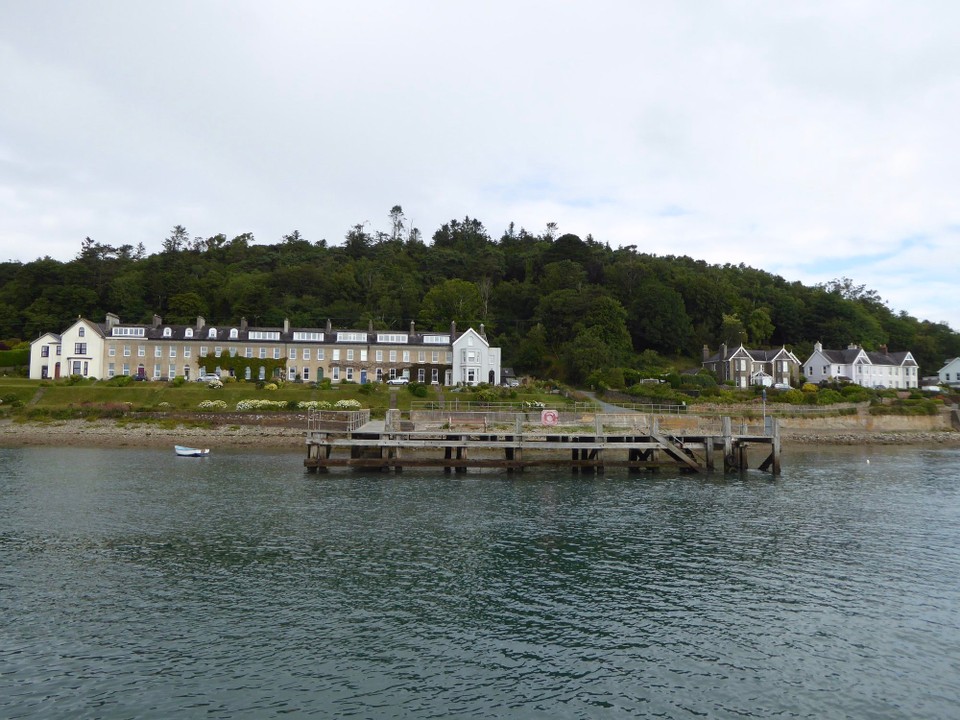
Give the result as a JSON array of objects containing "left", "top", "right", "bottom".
[
  {"left": 937, "top": 358, "right": 960, "bottom": 388},
  {"left": 30, "top": 317, "right": 109, "bottom": 380},
  {"left": 452, "top": 326, "right": 501, "bottom": 386},
  {"left": 803, "top": 342, "right": 919, "bottom": 389}
]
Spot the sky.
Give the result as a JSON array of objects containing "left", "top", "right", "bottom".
[{"left": 1, "top": 1, "right": 959, "bottom": 329}]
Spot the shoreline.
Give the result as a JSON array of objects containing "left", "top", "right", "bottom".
[{"left": 2, "top": 417, "right": 960, "bottom": 450}]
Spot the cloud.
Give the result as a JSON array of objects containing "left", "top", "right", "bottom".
[{"left": 1, "top": 1, "right": 958, "bottom": 328}]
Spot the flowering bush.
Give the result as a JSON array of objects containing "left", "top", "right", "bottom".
[
  {"left": 334, "top": 399, "right": 362, "bottom": 410},
  {"left": 157, "top": 401, "right": 171, "bottom": 409},
  {"left": 523, "top": 400, "right": 546, "bottom": 409},
  {"left": 236, "top": 399, "right": 288, "bottom": 411},
  {"left": 298, "top": 400, "right": 332, "bottom": 410},
  {"left": 264, "top": 383, "right": 279, "bottom": 391},
  {"left": 207, "top": 377, "right": 224, "bottom": 389},
  {"left": 197, "top": 400, "right": 227, "bottom": 410}
]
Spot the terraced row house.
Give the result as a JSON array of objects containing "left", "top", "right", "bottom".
[
  {"left": 803, "top": 342, "right": 918, "bottom": 389},
  {"left": 29, "top": 313, "right": 501, "bottom": 386}
]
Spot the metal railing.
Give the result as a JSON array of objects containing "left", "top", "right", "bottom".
[{"left": 307, "top": 408, "right": 370, "bottom": 432}]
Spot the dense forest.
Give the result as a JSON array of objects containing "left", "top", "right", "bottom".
[{"left": 2, "top": 206, "right": 959, "bottom": 381}]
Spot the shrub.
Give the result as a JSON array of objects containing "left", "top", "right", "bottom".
[
  {"left": 207, "top": 377, "right": 224, "bottom": 389},
  {"left": 197, "top": 400, "right": 228, "bottom": 410},
  {"left": 297, "top": 400, "right": 332, "bottom": 410},
  {"left": 170, "top": 376, "right": 186, "bottom": 387},
  {"left": 264, "top": 382, "right": 278, "bottom": 391},
  {"left": 236, "top": 399, "right": 287, "bottom": 411},
  {"left": 334, "top": 399, "right": 362, "bottom": 410}
]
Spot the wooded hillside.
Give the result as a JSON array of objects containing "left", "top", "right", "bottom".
[{"left": 2, "top": 209, "right": 958, "bottom": 380}]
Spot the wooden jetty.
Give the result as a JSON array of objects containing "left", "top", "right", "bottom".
[{"left": 304, "top": 409, "right": 781, "bottom": 475}]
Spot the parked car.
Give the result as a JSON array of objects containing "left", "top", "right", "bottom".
[
  {"left": 504, "top": 379, "right": 520, "bottom": 387},
  {"left": 772, "top": 383, "right": 792, "bottom": 390},
  {"left": 386, "top": 376, "right": 409, "bottom": 385}
]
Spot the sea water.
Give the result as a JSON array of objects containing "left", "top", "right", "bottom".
[{"left": 1, "top": 444, "right": 959, "bottom": 718}]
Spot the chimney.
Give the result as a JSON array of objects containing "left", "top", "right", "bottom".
[
  {"left": 814, "top": 341, "right": 822, "bottom": 352},
  {"left": 196, "top": 316, "right": 205, "bottom": 331},
  {"left": 326, "top": 318, "right": 332, "bottom": 333},
  {"left": 702, "top": 344, "right": 710, "bottom": 362},
  {"left": 720, "top": 342, "right": 727, "bottom": 359},
  {"left": 880, "top": 344, "right": 888, "bottom": 355},
  {"left": 152, "top": 314, "right": 162, "bottom": 328},
  {"left": 450, "top": 320, "right": 456, "bottom": 337},
  {"left": 848, "top": 342, "right": 859, "bottom": 350},
  {"left": 105, "top": 312, "right": 119, "bottom": 329},
  {"left": 240, "top": 317, "right": 248, "bottom": 332},
  {"left": 283, "top": 318, "right": 290, "bottom": 334},
  {"left": 480, "top": 323, "right": 486, "bottom": 339},
  {"left": 368, "top": 318, "right": 374, "bottom": 333},
  {"left": 410, "top": 320, "right": 415, "bottom": 335}
]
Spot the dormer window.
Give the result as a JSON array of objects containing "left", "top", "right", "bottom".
[
  {"left": 163, "top": 327, "right": 172, "bottom": 338},
  {"left": 185, "top": 328, "right": 193, "bottom": 338},
  {"left": 208, "top": 328, "right": 217, "bottom": 339},
  {"left": 229, "top": 328, "right": 239, "bottom": 339}
]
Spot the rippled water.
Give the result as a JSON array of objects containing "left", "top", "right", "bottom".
[{"left": 2, "top": 444, "right": 959, "bottom": 718}]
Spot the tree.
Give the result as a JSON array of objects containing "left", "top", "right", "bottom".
[
  {"left": 418, "top": 279, "right": 483, "bottom": 329},
  {"left": 163, "top": 225, "right": 190, "bottom": 253},
  {"left": 389, "top": 205, "right": 406, "bottom": 241}
]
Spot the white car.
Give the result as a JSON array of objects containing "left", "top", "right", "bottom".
[{"left": 386, "top": 376, "right": 409, "bottom": 385}]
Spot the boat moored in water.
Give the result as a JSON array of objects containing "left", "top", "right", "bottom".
[{"left": 175, "top": 445, "right": 210, "bottom": 457}]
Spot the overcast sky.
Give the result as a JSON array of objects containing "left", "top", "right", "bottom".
[{"left": 2, "top": 1, "right": 958, "bottom": 330}]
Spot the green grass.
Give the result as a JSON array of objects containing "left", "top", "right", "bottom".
[{"left": 1, "top": 377, "right": 571, "bottom": 418}]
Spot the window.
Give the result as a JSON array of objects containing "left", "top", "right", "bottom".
[
  {"left": 432, "top": 351, "right": 439, "bottom": 363},
  {"left": 123, "top": 345, "right": 131, "bottom": 357},
  {"left": 229, "top": 348, "right": 236, "bottom": 357},
  {"left": 289, "top": 348, "right": 298, "bottom": 360},
  {"left": 184, "top": 346, "right": 191, "bottom": 358},
  {"left": 272, "top": 348, "right": 280, "bottom": 359},
  {"left": 258, "top": 366, "right": 266, "bottom": 380},
  {"left": 108, "top": 362, "right": 115, "bottom": 377},
  {"left": 360, "top": 349, "right": 367, "bottom": 362},
  {"left": 424, "top": 335, "right": 449, "bottom": 344},
  {"left": 155, "top": 346, "right": 162, "bottom": 357},
  {"left": 112, "top": 327, "right": 145, "bottom": 337},
  {"left": 317, "top": 349, "right": 325, "bottom": 360},
  {"left": 432, "top": 368, "right": 439, "bottom": 384},
  {"left": 78, "top": 327, "right": 85, "bottom": 337},
  {"left": 169, "top": 364, "right": 176, "bottom": 378},
  {"left": 41, "top": 346, "right": 49, "bottom": 357},
  {"left": 376, "top": 350, "right": 383, "bottom": 362},
  {"left": 56, "top": 345, "right": 61, "bottom": 356},
  {"left": 185, "top": 328, "right": 194, "bottom": 338},
  {"left": 333, "top": 349, "right": 340, "bottom": 361},
  {"left": 250, "top": 331, "right": 281, "bottom": 341},
  {"left": 215, "top": 346, "right": 223, "bottom": 357},
  {"left": 302, "top": 348, "right": 311, "bottom": 360},
  {"left": 138, "top": 345, "right": 145, "bottom": 357},
  {"left": 389, "top": 350, "right": 397, "bottom": 362},
  {"left": 376, "top": 333, "right": 408, "bottom": 343},
  {"left": 302, "top": 367, "right": 310, "bottom": 381},
  {"left": 245, "top": 347, "right": 252, "bottom": 358},
  {"left": 346, "top": 367, "right": 354, "bottom": 381},
  {"left": 153, "top": 365, "right": 161, "bottom": 378},
  {"left": 245, "top": 367, "right": 252, "bottom": 380},
  {"left": 259, "top": 347, "right": 266, "bottom": 359},
  {"left": 346, "top": 349, "right": 354, "bottom": 361},
  {"left": 376, "top": 368, "right": 383, "bottom": 381},
  {"left": 163, "top": 327, "right": 172, "bottom": 337},
  {"left": 337, "top": 332, "right": 366, "bottom": 342},
  {"left": 230, "top": 328, "right": 239, "bottom": 339},
  {"left": 446, "top": 352, "right": 452, "bottom": 363},
  {"left": 122, "top": 363, "right": 130, "bottom": 376},
  {"left": 418, "top": 368, "right": 425, "bottom": 382},
  {"left": 402, "top": 351, "right": 410, "bottom": 362},
  {"left": 72, "top": 360, "right": 82, "bottom": 375},
  {"left": 332, "top": 366, "right": 340, "bottom": 381},
  {"left": 293, "top": 331, "right": 324, "bottom": 341},
  {"left": 418, "top": 351, "right": 425, "bottom": 363},
  {"left": 74, "top": 343, "right": 87, "bottom": 355},
  {"left": 208, "top": 328, "right": 217, "bottom": 339},
  {"left": 169, "top": 346, "right": 177, "bottom": 357},
  {"left": 200, "top": 346, "right": 208, "bottom": 356}
]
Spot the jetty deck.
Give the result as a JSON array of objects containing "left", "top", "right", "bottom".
[{"left": 304, "top": 408, "right": 780, "bottom": 475}]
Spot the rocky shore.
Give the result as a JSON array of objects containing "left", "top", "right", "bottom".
[{"left": 2, "top": 416, "right": 958, "bottom": 450}]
